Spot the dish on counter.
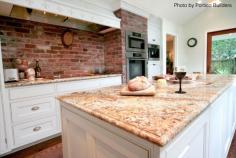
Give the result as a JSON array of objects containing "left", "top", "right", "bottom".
[
  {"left": 166, "top": 75, "right": 193, "bottom": 84},
  {"left": 153, "top": 74, "right": 196, "bottom": 84}
]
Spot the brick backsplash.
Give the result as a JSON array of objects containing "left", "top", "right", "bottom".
[
  {"left": 0, "top": 16, "right": 105, "bottom": 78},
  {"left": 104, "top": 30, "right": 123, "bottom": 74},
  {"left": 0, "top": 9, "right": 147, "bottom": 81}
]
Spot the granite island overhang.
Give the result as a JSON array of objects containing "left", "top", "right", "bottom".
[{"left": 57, "top": 75, "right": 236, "bottom": 158}]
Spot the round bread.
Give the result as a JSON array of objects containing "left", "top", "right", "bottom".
[{"left": 128, "top": 76, "right": 151, "bottom": 91}]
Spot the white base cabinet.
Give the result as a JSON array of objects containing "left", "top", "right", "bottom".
[
  {"left": 1, "top": 75, "right": 122, "bottom": 156},
  {"left": 60, "top": 84, "right": 236, "bottom": 158},
  {"left": 147, "top": 61, "right": 161, "bottom": 79}
]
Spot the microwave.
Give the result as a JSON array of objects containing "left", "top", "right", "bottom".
[
  {"left": 126, "top": 31, "right": 147, "bottom": 53},
  {"left": 148, "top": 44, "right": 160, "bottom": 60}
]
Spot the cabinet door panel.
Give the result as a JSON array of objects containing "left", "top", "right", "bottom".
[
  {"left": 148, "top": 61, "right": 161, "bottom": 79},
  {"left": 62, "top": 108, "right": 149, "bottom": 158},
  {"left": 11, "top": 97, "right": 56, "bottom": 124},
  {"left": 209, "top": 95, "right": 223, "bottom": 158},
  {"left": 233, "top": 85, "right": 236, "bottom": 127},
  {"left": 162, "top": 109, "right": 208, "bottom": 158},
  {"left": 9, "top": 84, "right": 54, "bottom": 100},
  {"left": 188, "top": 128, "right": 205, "bottom": 158},
  {"left": 165, "top": 124, "right": 207, "bottom": 158},
  {"left": 13, "top": 116, "right": 58, "bottom": 147},
  {"left": 148, "top": 16, "right": 161, "bottom": 45}
]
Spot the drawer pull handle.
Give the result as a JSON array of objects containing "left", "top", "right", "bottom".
[
  {"left": 31, "top": 106, "right": 40, "bottom": 111},
  {"left": 33, "top": 126, "right": 42, "bottom": 132}
]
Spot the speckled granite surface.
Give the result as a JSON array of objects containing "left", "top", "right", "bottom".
[
  {"left": 58, "top": 75, "right": 236, "bottom": 146},
  {"left": 5, "top": 74, "right": 122, "bottom": 88}
]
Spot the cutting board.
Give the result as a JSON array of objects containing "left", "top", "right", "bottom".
[{"left": 120, "top": 85, "right": 156, "bottom": 96}]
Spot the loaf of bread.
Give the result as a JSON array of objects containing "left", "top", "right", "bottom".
[{"left": 127, "top": 76, "right": 151, "bottom": 91}]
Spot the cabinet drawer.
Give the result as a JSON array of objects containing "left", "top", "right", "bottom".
[
  {"left": 99, "top": 76, "right": 122, "bottom": 87},
  {"left": 11, "top": 97, "right": 56, "bottom": 124},
  {"left": 13, "top": 116, "right": 58, "bottom": 148},
  {"left": 9, "top": 84, "right": 55, "bottom": 100},
  {"left": 56, "top": 79, "right": 101, "bottom": 93}
]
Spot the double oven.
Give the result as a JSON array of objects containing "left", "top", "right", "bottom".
[{"left": 126, "top": 31, "right": 147, "bottom": 80}]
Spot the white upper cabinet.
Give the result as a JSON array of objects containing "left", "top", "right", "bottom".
[
  {"left": 0, "top": 0, "right": 121, "bottom": 29},
  {"left": 148, "top": 15, "right": 162, "bottom": 45}
]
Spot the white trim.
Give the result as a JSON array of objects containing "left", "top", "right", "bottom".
[{"left": 119, "top": 0, "right": 149, "bottom": 18}]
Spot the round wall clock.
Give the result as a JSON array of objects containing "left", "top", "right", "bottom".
[
  {"left": 187, "top": 38, "right": 197, "bottom": 47},
  {"left": 62, "top": 31, "right": 74, "bottom": 47}
]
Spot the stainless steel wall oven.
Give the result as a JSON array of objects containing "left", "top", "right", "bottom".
[
  {"left": 148, "top": 44, "right": 160, "bottom": 60},
  {"left": 126, "top": 31, "right": 147, "bottom": 53},
  {"left": 125, "top": 31, "right": 148, "bottom": 80},
  {"left": 126, "top": 52, "right": 147, "bottom": 80}
]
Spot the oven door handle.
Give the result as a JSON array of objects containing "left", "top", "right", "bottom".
[{"left": 129, "top": 35, "right": 144, "bottom": 40}]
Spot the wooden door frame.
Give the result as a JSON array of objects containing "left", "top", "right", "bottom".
[
  {"left": 207, "top": 28, "right": 236, "bottom": 73},
  {"left": 166, "top": 33, "right": 176, "bottom": 74}
]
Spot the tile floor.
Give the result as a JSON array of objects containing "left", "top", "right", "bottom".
[{"left": 3, "top": 133, "right": 236, "bottom": 158}]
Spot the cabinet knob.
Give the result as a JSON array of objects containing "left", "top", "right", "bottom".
[
  {"left": 31, "top": 106, "right": 40, "bottom": 111},
  {"left": 33, "top": 126, "right": 42, "bottom": 132}
]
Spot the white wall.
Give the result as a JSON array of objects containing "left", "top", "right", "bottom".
[
  {"left": 179, "top": 0, "right": 236, "bottom": 73},
  {"left": 162, "top": 19, "right": 183, "bottom": 74}
]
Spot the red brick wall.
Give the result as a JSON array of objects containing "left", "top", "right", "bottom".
[
  {"left": 104, "top": 30, "right": 123, "bottom": 73},
  {"left": 0, "top": 16, "right": 105, "bottom": 78},
  {"left": 104, "top": 9, "right": 147, "bottom": 82},
  {"left": 0, "top": 10, "right": 147, "bottom": 81}
]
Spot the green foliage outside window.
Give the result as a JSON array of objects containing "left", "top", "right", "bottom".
[{"left": 211, "top": 38, "right": 236, "bottom": 74}]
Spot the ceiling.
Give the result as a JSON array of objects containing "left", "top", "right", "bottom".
[{"left": 123, "top": 0, "right": 209, "bottom": 25}]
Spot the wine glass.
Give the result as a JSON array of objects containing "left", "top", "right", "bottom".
[{"left": 174, "top": 66, "right": 187, "bottom": 94}]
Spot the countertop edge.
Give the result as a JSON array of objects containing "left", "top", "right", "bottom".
[{"left": 5, "top": 74, "right": 122, "bottom": 88}]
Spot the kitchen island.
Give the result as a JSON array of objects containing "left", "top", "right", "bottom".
[{"left": 58, "top": 75, "right": 236, "bottom": 158}]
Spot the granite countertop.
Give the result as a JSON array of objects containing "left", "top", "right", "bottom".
[
  {"left": 5, "top": 74, "right": 122, "bottom": 88},
  {"left": 57, "top": 75, "right": 236, "bottom": 146}
]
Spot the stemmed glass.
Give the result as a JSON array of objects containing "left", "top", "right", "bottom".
[
  {"left": 175, "top": 72, "right": 186, "bottom": 94},
  {"left": 174, "top": 66, "right": 187, "bottom": 94}
]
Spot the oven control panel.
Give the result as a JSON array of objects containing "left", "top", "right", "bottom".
[{"left": 126, "top": 52, "right": 147, "bottom": 59}]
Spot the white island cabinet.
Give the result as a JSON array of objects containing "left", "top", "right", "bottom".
[
  {"left": 61, "top": 100, "right": 210, "bottom": 158},
  {"left": 60, "top": 83, "right": 236, "bottom": 158}
]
